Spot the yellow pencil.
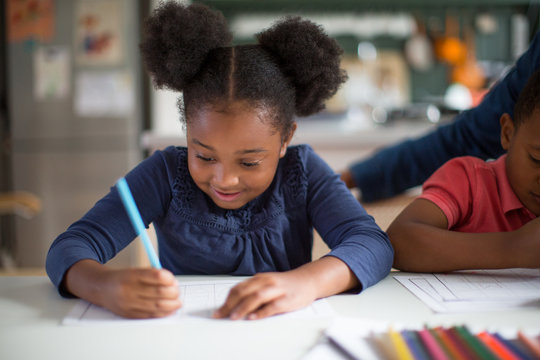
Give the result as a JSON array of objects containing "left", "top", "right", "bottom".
[{"left": 388, "top": 327, "right": 416, "bottom": 360}]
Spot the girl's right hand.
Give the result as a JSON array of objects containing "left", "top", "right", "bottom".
[
  {"left": 64, "top": 260, "right": 182, "bottom": 319},
  {"left": 98, "top": 268, "right": 182, "bottom": 318}
]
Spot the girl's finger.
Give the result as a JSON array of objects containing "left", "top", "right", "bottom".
[
  {"left": 213, "top": 279, "right": 264, "bottom": 318},
  {"left": 118, "top": 306, "right": 179, "bottom": 319},
  {"left": 138, "top": 269, "right": 178, "bottom": 286},
  {"left": 137, "top": 284, "right": 180, "bottom": 300},
  {"left": 128, "top": 297, "right": 183, "bottom": 314},
  {"left": 247, "top": 299, "right": 286, "bottom": 320},
  {"left": 226, "top": 285, "right": 284, "bottom": 320}
]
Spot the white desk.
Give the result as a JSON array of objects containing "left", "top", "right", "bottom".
[{"left": 2, "top": 273, "right": 540, "bottom": 360}]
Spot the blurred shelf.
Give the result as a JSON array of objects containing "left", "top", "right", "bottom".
[
  {"left": 142, "top": 117, "right": 437, "bottom": 152},
  {"left": 198, "top": 0, "right": 533, "bottom": 13}
]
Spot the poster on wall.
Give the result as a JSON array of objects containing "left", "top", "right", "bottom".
[
  {"left": 74, "top": 71, "right": 134, "bottom": 117},
  {"left": 7, "top": 0, "right": 55, "bottom": 43},
  {"left": 34, "top": 46, "right": 70, "bottom": 100},
  {"left": 74, "top": 0, "right": 124, "bottom": 66}
]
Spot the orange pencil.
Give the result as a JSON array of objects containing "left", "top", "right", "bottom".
[{"left": 477, "top": 332, "right": 520, "bottom": 360}]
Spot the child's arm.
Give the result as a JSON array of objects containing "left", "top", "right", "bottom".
[
  {"left": 387, "top": 198, "right": 540, "bottom": 272},
  {"left": 64, "top": 259, "right": 182, "bottom": 318},
  {"left": 213, "top": 256, "right": 357, "bottom": 320}
]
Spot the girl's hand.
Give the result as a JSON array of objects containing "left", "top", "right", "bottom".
[
  {"left": 213, "top": 271, "right": 317, "bottom": 320},
  {"left": 98, "top": 268, "right": 182, "bottom": 318},
  {"left": 64, "top": 260, "right": 182, "bottom": 319}
]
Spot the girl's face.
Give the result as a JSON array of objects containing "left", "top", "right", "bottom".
[
  {"left": 186, "top": 102, "right": 294, "bottom": 210},
  {"left": 501, "top": 111, "right": 540, "bottom": 216}
]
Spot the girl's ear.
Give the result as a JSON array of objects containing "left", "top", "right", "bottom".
[
  {"left": 500, "top": 113, "right": 515, "bottom": 151},
  {"left": 279, "top": 122, "right": 297, "bottom": 158}
]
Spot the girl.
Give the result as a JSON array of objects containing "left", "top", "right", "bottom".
[{"left": 46, "top": 2, "right": 393, "bottom": 320}]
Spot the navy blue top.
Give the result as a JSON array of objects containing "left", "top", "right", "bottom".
[
  {"left": 351, "top": 30, "right": 540, "bottom": 202},
  {"left": 46, "top": 145, "right": 393, "bottom": 296}
]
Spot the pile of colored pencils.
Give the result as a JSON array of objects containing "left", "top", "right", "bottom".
[{"left": 370, "top": 326, "right": 540, "bottom": 359}]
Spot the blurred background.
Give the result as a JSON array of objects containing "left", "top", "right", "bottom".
[{"left": 1, "top": 0, "right": 539, "bottom": 271}]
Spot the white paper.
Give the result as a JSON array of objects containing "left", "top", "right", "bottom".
[
  {"left": 63, "top": 279, "right": 334, "bottom": 325},
  {"left": 395, "top": 268, "right": 540, "bottom": 313}
]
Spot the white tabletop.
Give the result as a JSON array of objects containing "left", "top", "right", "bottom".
[{"left": 1, "top": 273, "right": 540, "bottom": 360}]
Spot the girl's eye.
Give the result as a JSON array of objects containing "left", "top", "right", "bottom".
[
  {"left": 196, "top": 154, "right": 214, "bottom": 162},
  {"left": 242, "top": 161, "right": 260, "bottom": 168},
  {"left": 529, "top": 154, "right": 540, "bottom": 165}
]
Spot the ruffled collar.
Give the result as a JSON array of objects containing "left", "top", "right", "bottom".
[{"left": 169, "top": 147, "right": 307, "bottom": 233}]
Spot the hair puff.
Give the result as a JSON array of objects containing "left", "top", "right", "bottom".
[
  {"left": 139, "top": 2, "right": 232, "bottom": 91},
  {"left": 256, "top": 17, "right": 348, "bottom": 117}
]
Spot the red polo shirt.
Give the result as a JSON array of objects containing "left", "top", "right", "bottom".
[{"left": 419, "top": 155, "right": 536, "bottom": 232}]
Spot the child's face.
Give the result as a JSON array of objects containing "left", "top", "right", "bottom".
[
  {"left": 501, "top": 111, "right": 540, "bottom": 216},
  {"left": 186, "top": 102, "right": 293, "bottom": 210}
]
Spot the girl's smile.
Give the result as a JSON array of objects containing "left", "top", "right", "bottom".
[{"left": 212, "top": 188, "right": 242, "bottom": 202}]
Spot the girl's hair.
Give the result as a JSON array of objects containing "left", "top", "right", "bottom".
[
  {"left": 140, "top": 2, "right": 347, "bottom": 139},
  {"left": 513, "top": 68, "right": 540, "bottom": 129}
]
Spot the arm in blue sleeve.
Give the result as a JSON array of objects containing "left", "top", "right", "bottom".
[
  {"left": 45, "top": 149, "right": 174, "bottom": 296},
  {"left": 350, "top": 30, "right": 540, "bottom": 203},
  {"left": 304, "top": 146, "right": 394, "bottom": 292}
]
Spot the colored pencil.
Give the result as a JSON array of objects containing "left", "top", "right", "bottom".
[
  {"left": 477, "top": 331, "right": 520, "bottom": 360},
  {"left": 371, "top": 331, "right": 400, "bottom": 360},
  {"left": 432, "top": 326, "right": 468, "bottom": 360},
  {"left": 401, "top": 330, "right": 431, "bottom": 360},
  {"left": 517, "top": 331, "right": 540, "bottom": 358},
  {"left": 493, "top": 333, "right": 534, "bottom": 360},
  {"left": 447, "top": 326, "right": 482, "bottom": 360},
  {"left": 116, "top": 177, "right": 162, "bottom": 269},
  {"left": 417, "top": 328, "right": 450, "bottom": 360},
  {"left": 388, "top": 328, "right": 415, "bottom": 360},
  {"left": 454, "top": 326, "right": 497, "bottom": 360}
]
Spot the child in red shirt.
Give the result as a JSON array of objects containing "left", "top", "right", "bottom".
[{"left": 387, "top": 70, "right": 540, "bottom": 272}]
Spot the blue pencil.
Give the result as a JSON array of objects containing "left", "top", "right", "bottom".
[{"left": 116, "top": 177, "right": 162, "bottom": 269}]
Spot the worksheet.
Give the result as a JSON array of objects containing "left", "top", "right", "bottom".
[
  {"left": 395, "top": 268, "right": 540, "bottom": 313},
  {"left": 63, "top": 278, "right": 334, "bottom": 325}
]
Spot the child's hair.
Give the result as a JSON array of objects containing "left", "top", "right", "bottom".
[
  {"left": 513, "top": 68, "right": 540, "bottom": 129},
  {"left": 139, "top": 2, "right": 347, "bottom": 140}
]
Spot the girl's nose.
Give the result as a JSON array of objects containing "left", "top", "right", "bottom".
[{"left": 213, "top": 165, "right": 239, "bottom": 188}]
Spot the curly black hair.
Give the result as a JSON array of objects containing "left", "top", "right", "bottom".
[
  {"left": 513, "top": 68, "right": 540, "bottom": 129},
  {"left": 140, "top": 1, "right": 348, "bottom": 139}
]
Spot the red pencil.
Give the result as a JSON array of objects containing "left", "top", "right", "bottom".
[{"left": 432, "top": 327, "right": 467, "bottom": 360}]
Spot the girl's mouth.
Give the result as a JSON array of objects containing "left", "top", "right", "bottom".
[{"left": 213, "top": 188, "right": 241, "bottom": 202}]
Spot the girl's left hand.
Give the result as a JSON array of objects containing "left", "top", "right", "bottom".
[{"left": 213, "top": 271, "right": 317, "bottom": 320}]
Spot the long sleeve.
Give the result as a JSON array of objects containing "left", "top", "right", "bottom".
[
  {"left": 350, "top": 31, "right": 540, "bottom": 203},
  {"left": 304, "top": 147, "right": 394, "bottom": 291},
  {"left": 45, "top": 150, "right": 174, "bottom": 295}
]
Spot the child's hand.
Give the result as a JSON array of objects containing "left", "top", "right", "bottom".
[
  {"left": 212, "top": 271, "right": 317, "bottom": 320},
  {"left": 64, "top": 260, "right": 182, "bottom": 319},
  {"left": 99, "top": 268, "right": 182, "bottom": 318},
  {"left": 513, "top": 217, "right": 540, "bottom": 268}
]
